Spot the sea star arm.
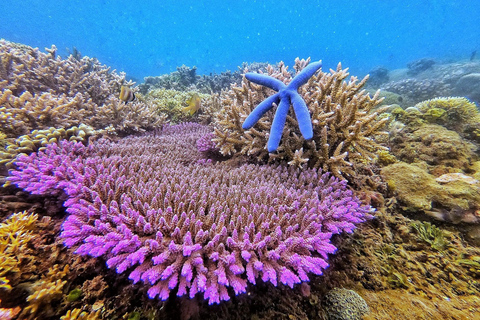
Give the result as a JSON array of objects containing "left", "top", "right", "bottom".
[
  {"left": 290, "top": 92, "right": 314, "bottom": 140},
  {"left": 242, "top": 93, "right": 281, "bottom": 129},
  {"left": 245, "top": 73, "right": 287, "bottom": 91},
  {"left": 267, "top": 96, "right": 291, "bottom": 152},
  {"left": 288, "top": 60, "right": 323, "bottom": 89}
]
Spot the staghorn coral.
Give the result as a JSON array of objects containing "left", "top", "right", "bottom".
[
  {"left": 241, "top": 60, "right": 323, "bottom": 152},
  {"left": 0, "top": 88, "right": 91, "bottom": 137},
  {"left": 8, "top": 123, "right": 372, "bottom": 304},
  {"left": 0, "top": 39, "right": 165, "bottom": 137},
  {"left": 213, "top": 58, "right": 389, "bottom": 179}
]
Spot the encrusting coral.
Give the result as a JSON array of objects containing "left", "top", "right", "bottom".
[
  {"left": 213, "top": 58, "right": 389, "bottom": 179},
  {"left": 381, "top": 162, "right": 480, "bottom": 223},
  {"left": 8, "top": 123, "right": 373, "bottom": 304}
]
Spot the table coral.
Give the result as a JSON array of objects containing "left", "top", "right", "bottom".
[
  {"left": 213, "top": 58, "right": 389, "bottom": 179},
  {"left": 8, "top": 123, "right": 372, "bottom": 304}
]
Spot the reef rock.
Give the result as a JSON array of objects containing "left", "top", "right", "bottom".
[
  {"left": 454, "top": 73, "right": 480, "bottom": 103},
  {"left": 389, "top": 124, "right": 476, "bottom": 173},
  {"left": 381, "top": 162, "right": 480, "bottom": 224}
]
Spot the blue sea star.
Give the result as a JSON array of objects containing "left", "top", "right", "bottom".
[{"left": 242, "top": 60, "right": 323, "bottom": 152}]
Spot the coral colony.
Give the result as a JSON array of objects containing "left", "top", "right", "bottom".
[
  {"left": 8, "top": 123, "right": 373, "bottom": 304},
  {"left": 242, "top": 60, "right": 323, "bottom": 152}
]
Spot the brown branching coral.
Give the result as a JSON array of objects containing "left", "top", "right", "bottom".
[
  {"left": 23, "top": 264, "right": 69, "bottom": 318},
  {"left": 213, "top": 58, "right": 389, "bottom": 179},
  {"left": 0, "top": 39, "right": 165, "bottom": 137}
]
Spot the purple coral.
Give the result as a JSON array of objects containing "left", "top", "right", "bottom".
[
  {"left": 196, "top": 132, "right": 218, "bottom": 153},
  {"left": 8, "top": 123, "right": 373, "bottom": 304}
]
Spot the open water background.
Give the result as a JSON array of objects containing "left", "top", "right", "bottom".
[{"left": 1, "top": 0, "right": 479, "bottom": 80}]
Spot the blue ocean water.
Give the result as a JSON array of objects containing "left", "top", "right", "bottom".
[{"left": 1, "top": 0, "right": 479, "bottom": 81}]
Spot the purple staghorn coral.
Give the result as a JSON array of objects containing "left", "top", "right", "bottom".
[{"left": 8, "top": 123, "right": 373, "bottom": 304}]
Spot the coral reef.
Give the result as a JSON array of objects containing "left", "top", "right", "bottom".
[
  {"left": 381, "top": 79, "right": 452, "bottom": 106},
  {"left": 366, "top": 66, "right": 389, "bottom": 87},
  {"left": 140, "top": 65, "right": 240, "bottom": 95},
  {"left": 139, "top": 64, "right": 247, "bottom": 95},
  {"left": 8, "top": 123, "right": 372, "bottom": 304},
  {"left": 455, "top": 73, "right": 480, "bottom": 102},
  {"left": 0, "top": 39, "right": 165, "bottom": 137},
  {"left": 377, "top": 60, "right": 480, "bottom": 105},
  {"left": 407, "top": 58, "right": 435, "bottom": 76},
  {"left": 213, "top": 58, "right": 389, "bottom": 179}
]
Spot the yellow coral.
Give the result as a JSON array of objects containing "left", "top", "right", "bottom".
[
  {"left": 0, "top": 211, "right": 38, "bottom": 290},
  {"left": 415, "top": 97, "right": 480, "bottom": 132},
  {"left": 24, "top": 265, "right": 69, "bottom": 317},
  {"left": 144, "top": 88, "right": 210, "bottom": 122},
  {"left": 0, "top": 124, "right": 99, "bottom": 170},
  {"left": 60, "top": 309, "right": 101, "bottom": 320}
]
